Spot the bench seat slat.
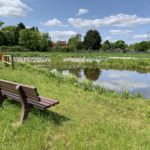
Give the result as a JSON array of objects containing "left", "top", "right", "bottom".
[{"left": 1, "top": 90, "right": 59, "bottom": 110}]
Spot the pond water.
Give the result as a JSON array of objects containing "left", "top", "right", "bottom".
[{"left": 50, "top": 68, "right": 150, "bottom": 98}]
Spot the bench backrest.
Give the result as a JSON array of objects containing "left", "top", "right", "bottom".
[{"left": 0, "top": 80, "right": 40, "bottom": 102}]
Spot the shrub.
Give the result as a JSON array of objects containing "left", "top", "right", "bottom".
[{"left": 0, "top": 45, "right": 28, "bottom": 52}]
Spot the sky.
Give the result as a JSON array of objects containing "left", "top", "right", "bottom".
[{"left": 0, "top": 0, "right": 150, "bottom": 43}]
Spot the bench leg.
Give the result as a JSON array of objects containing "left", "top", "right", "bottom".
[
  {"left": 0, "top": 90, "right": 6, "bottom": 107},
  {"left": 16, "top": 85, "right": 30, "bottom": 124},
  {"left": 20, "top": 101, "right": 29, "bottom": 124}
]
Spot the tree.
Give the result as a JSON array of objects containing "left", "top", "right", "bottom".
[
  {"left": 68, "top": 34, "right": 82, "bottom": 50},
  {"left": 19, "top": 29, "right": 51, "bottom": 51},
  {"left": 19, "top": 29, "right": 31, "bottom": 49},
  {"left": 30, "top": 26, "right": 39, "bottom": 32},
  {"left": 17, "top": 22, "right": 26, "bottom": 30},
  {"left": 0, "top": 21, "right": 4, "bottom": 28},
  {"left": 1, "top": 26, "right": 16, "bottom": 45},
  {"left": 39, "top": 32, "right": 51, "bottom": 51},
  {"left": 0, "top": 31, "right": 6, "bottom": 46},
  {"left": 84, "top": 29, "right": 101, "bottom": 50},
  {"left": 102, "top": 40, "right": 111, "bottom": 51},
  {"left": 14, "top": 22, "right": 26, "bottom": 45},
  {"left": 134, "top": 41, "right": 149, "bottom": 51},
  {"left": 113, "top": 40, "right": 127, "bottom": 49}
]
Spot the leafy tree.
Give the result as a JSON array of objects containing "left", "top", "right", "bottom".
[
  {"left": 19, "top": 29, "right": 51, "bottom": 51},
  {"left": 14, "top": 22, "right": 26, "bottom": 44},
  {"left": 17, "top": 22, "right": 26, "bottom": 30},
  {"left": 134, "top": 41, "right": 149, "bottom": 51},
  {"left": 30, "top": 26, "right": 39, "bottom": 32},
  {"left": 19, "top": 29, "right": 31, "bottom": 49},
  {"left": 1, "top": 26, "right": 16, "bottom": 45},
  {"left": 0, "top": 21, "right": 4, "bottom": 28},
  {"left": 0, "top": 31, "right": 6, "bottom": 46},
  {"left": 68, "top": 34, "right": 82, "bottom": 50},
  {"left": 112, "top": 40, "right": 127, "bottom": 49},
  {"left": 84, "top": 29, "right": 101, "bottom": 50},
  {"left": 102, "top": 40, "right": 111, "bottom": 51},
  {"left": 76, "top": 41, "right": 84, "bottom": 50},
  {"left": 39, "top": 32, "right": 51, "bottom": 51}
]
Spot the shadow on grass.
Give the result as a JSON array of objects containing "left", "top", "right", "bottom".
[
  {"left": 3, "top": 100, "right": 69, "bottom": 126},
  {"left": 32, "top": 108, "right": 69, "bottom": 125}
]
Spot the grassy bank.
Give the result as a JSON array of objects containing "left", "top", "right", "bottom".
[
  {"left": 33, "top": 58, "right": 150, "bottom": 73},
  {"left": 0, "top": 63, "right": 150, "bottom": 149},
  {"left": 2, "top": 51, "right": 150, "bottom": 72}
]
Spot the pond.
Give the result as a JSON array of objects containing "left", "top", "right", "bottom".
[{"left": 50, "top": 68, "right": 150, "bottom": 98}]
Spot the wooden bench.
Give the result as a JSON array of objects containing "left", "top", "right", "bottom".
[{"left": 0, "top": 79, "right": 59, "bottom": 124}]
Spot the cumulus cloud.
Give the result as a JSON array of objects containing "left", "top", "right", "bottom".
[
  {"left": 42, "top": 19, "right": 63, "bottom": 27},
  {"left": 68, "top": 14, "right": 150, "bottom": 29},
  {"left": 42, "top": 19, "right": 69, "bottom": 27},
  {"left": 109, "top": 29, "right": 133, "bottom": 36},
  {"left": 77, "top": 8, "right": 89, "bottom": 16},
  {"left": 0, "top": 0, "right": 32, "bottom": 17},
  {"left": 49, "top": 31, "right": 77, "bottom": 41}
]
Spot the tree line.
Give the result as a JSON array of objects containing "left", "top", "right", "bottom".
[
  {"left": 68, "top": 30, "right": 150, "bottom": 52},
  {"left": 0, "top": 22, "right": 52, "bottom": 52},
  {"left": 0, "top": 21, "right": 150, "bottom": 52}
]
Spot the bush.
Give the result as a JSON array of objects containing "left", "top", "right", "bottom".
[{"left": 0, "top": 45, "right": 28, "bottom": 52}]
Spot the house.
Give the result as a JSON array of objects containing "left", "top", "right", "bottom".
[{"left": 52, "top": 41, "right": 68, "bottom": 49}]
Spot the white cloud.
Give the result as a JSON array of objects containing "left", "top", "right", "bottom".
[
  {"left": 49, "top": 31, "right": 77, "bottom": 41},
  {"left": 109, "top": 29, "right": 133, "bottom": 36},
  {"left": 42, "top": 19, "right": 69, "bottom": 27},
  {"left": 68, "top": 14, "right": 150, "bottom": 29},
  {"left": 0, "top": 0, "right": 32, "bottom": 17},
  {"left": 42, "top": 19, "right": 63, "bottom": 27},
  {"left": 77, "top": 8, "right": 89, "bottom": 16},
  {"left": 132, "top": 34, "right": 147, "bottom": 40}
]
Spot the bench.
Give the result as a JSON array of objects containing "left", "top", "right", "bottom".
[{"left": 0, "top": 79, "right": 59, "bottom": 124}]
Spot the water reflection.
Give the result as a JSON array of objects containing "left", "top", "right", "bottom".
[
  {"left": 50, "top": 68, "right": 150, "bottom": 98},
  {"left": 84, "top": 68, "right": 101, "bottom": 81},
  {"left": 69, "top": 68, "right": 81, "bottom": 78}
]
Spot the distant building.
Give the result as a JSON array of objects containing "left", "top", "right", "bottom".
[{"left": 52, "top": 41, "right": 68, "bottom": 49}]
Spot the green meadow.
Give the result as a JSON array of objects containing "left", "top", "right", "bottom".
[{"left": 0, "top": 61, "right": 150, "bottom": 150}]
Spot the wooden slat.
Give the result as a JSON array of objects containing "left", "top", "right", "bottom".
[
  {"left": 0, "top": 80, "right": 59, "bottom": 110},
  {"left": 40, "top": 96, "right": 59, "bottom": 105},
  {"left": 0, "top": 80, "right": 40, "bottom": 102},
  {"left": 0, "top": 82, "right": 18, "bottom": 94},
  {"left": 27, "top": 99, "right": 46, "bottom": 109},
  {"left": 1, "top": 90, "right": 19, "bottom": 98}
]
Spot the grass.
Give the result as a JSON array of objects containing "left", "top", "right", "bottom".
[
  {"left": 0, "top": 63, "right": 150, "bottom": 149},
  {"left": 2, "top": 51, "right": 150, "bottom": 72},
  {"left": 3, "top": 51, "right": 150, "bottom": 60}
]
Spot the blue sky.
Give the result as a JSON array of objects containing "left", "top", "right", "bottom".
[{"left": 0, "top": 0, "right": 150, "bottom": 43}]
